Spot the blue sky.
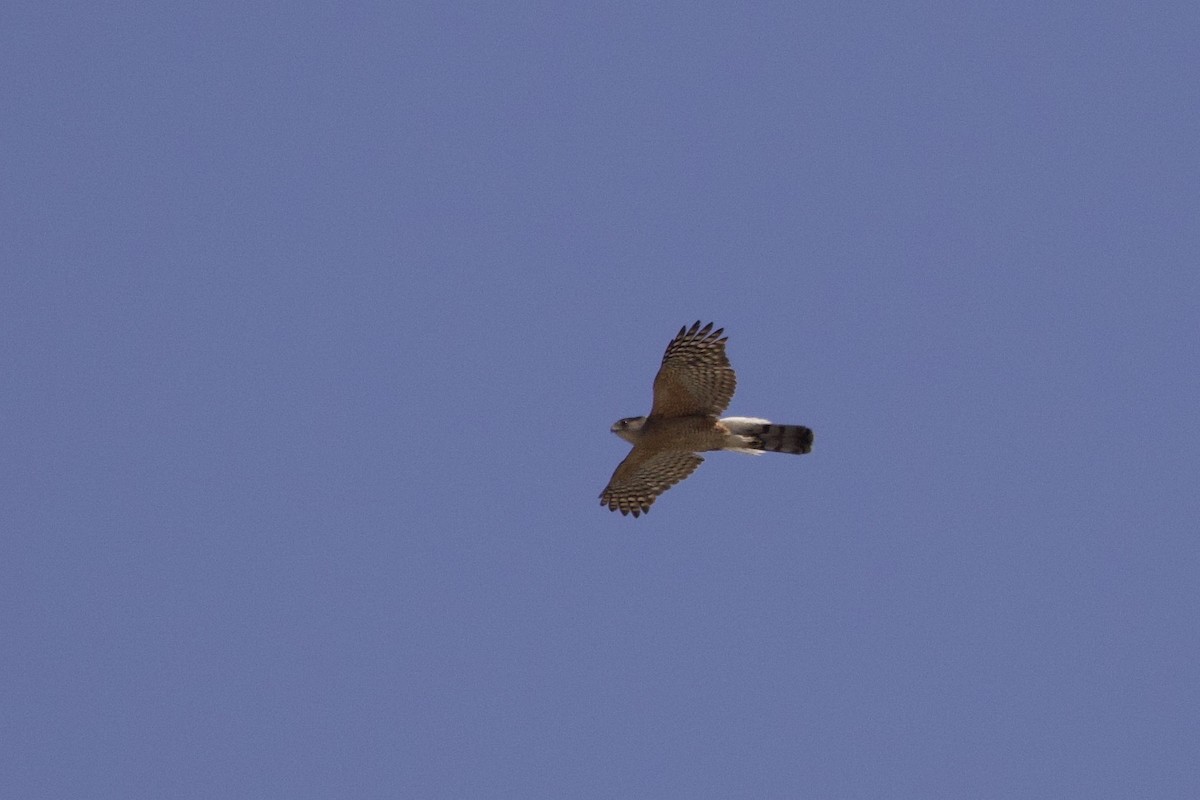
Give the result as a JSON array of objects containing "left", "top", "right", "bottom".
[{"left": 4, "top": 2, "right": 1198, "bottom": 797}]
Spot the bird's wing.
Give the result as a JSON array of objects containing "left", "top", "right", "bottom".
[
  {"left": 599, "top": 446, "right": 705, "bottom": 517},
  {"left": 649, "top": 321, "right": 736, "bottom": 418}
]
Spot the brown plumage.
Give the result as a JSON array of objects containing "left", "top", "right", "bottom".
[{"left": 600, "top": 322, "right": 813, "bottom": 517}]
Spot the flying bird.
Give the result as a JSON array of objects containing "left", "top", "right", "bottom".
[{"left": 600, "top": 321, "right": 813, "bottom": 517}]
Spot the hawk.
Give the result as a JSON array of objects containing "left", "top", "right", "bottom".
[{"left": 600, "top": 321, "right": 814, "bottom": 517}]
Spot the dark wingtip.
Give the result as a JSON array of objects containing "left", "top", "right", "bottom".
[
  {"left": 679, "top": 321, "right": 725, "bottom": 341},
  {"left": 683, "top": 321, "right": 722, "bottom": 337}
]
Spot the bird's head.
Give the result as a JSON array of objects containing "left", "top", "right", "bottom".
[{"left": 610, "top": 416, "right": 647, "bottom": 445}]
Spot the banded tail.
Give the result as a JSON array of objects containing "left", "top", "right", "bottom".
[{"left": 721, "top": 417, "right": 814, "bottom": 455}]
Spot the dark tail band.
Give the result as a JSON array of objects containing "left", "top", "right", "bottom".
[{"left": 752, "top": 423, "right": 813, "bottom": 454}]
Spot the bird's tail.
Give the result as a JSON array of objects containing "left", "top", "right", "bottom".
[{"left": 721, "top": 417, "right": 814, "bottom": 455}]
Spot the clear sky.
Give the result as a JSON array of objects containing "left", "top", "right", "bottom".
[{"left": 4, "top": 2, "right": 1198, "bottom": 798}]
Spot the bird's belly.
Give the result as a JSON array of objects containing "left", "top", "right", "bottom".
[{"left": 641, "top": 416, "right": 727, "bottom": 452}]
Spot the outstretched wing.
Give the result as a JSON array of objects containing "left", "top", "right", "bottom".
[
  {"left": 649, "top": 321, "right": 736, "bottom": 418},
  {"left": 599, "top": 447, "right": 705, "bottom": 517}
]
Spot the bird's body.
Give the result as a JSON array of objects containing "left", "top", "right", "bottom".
[
  {"left": 600, "top": 322, "right": 813, "bottom": 517},
  {"left": 611, "top": 415, "right": 729, "bottom": 451}
]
